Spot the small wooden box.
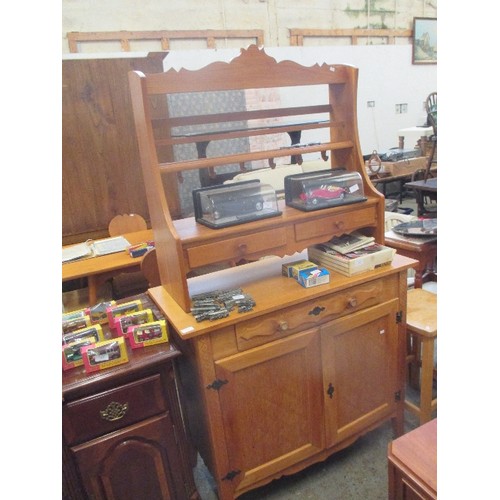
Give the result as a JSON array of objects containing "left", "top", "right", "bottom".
[{"left": 382, "top": 156, "right": 428, "bottom": 177}]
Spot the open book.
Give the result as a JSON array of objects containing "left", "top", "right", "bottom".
[{"left": 62, "top": 236, "right": 131, "bottom": 263}]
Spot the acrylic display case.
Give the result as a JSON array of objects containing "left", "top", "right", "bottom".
[
  {"left": 193, "top": 180, "right": 281, "bottom": 229},
  {"left": 284, "top": 168, "right": 366, "bottom": 212}
]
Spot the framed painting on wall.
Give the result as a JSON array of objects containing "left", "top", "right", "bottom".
[{"left": 412, "top": 17, "right": 437, "bottom": 64}]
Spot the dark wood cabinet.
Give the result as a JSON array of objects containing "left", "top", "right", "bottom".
[{"left": 62, "top": 342, "right": 199, "bottom": 500}]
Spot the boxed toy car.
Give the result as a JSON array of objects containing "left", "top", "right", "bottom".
[
  {"left": 128, "top": 319, "right": 168, "bottom": 349},
  {"left": 114, "top": 308, "right": 155, "bottom": 337},
  {"left": 106, "top": 299, "right": 143, "bottom": 325},
  {"left": 297, "top": 267, "right": 330, "bottom": 288},
  {"left": 193, "top": 180, "right": 281, "bottom": 229},
  {"left": 62, "top": 315, "right": 92, "bottom": 335},
  {"left": 86, "top": 300, "right": 116, "bottom": 324},
  {"left": 81, "top": 337, "right": 129, "bottom": 373},
  {"left": 62, "top": 324, "right": 104, "bottom": 346},
  {"left": 284, "top": 168, "right": 366, "bottom": 211},
  {"left": 62, "top": 308, "right": 88, "bottom": 322},
  {"left": 62, "top": 337, "right": 96, "bottom": 371}
]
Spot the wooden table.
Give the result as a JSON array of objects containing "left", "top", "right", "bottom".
[
  {"left": 404, "top": 177, "right": 437, "bottom": 217},
  {"left": 384, "top": 230, "right": 437, "bottom": 288},
  {"left": 388, "top": 418, "right": 437, "bottom": 499},
  {"left": 62, "top": 229, "right": 154, "bottom": 306}
]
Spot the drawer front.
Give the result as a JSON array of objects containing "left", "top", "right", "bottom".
[
  {"left": 294, "top": 205, "right": 376, "bottom": 242},
  {"left": 236, "top": 275, "right": 397, "bottom": 351},
  {"left": 186, "top": 227, "right": 287, "bottom": 268},
  {"left": 63, "top": 374, "right": 167, "bottom": 446}
]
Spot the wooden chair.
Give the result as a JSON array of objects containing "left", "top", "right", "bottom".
[
  {"left": 405, "top": 288, "right": 437, "bottom": 425},
  {"left": 108, "top": 213, "right": 147, "bottom": 236},
  {"left": 108, "top": 214, "right": 150, "bottom": 299},
  {"left": 424, "top": 92, "right": 437, "bottom": 181},
  {"left": 141, "top": 248, "right": 161, "bottom": 287}
]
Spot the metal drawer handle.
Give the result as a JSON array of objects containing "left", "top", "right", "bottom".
[
  {"left": 278, "top": 321, "right": 289, "bottom": 332},
  {"left": 100, "top": 401, "right": 129, "bottom": 422},
  {"left": 347, "top": 297, "right": 358, "bottom": 308}
]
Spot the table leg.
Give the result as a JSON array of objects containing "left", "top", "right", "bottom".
[
  {"left": 87, "top": 275, "right": 98, "bottom": 306},
  {"left": 413, "top": 266, "right": 424, "bottom": 289},
  {"left": 419, "top": 337, "right": 436, "bottom": 425}
]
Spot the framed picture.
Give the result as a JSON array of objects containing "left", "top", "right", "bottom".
[{"left": 412, "top": 17, "right": 437, "bottom": 64}]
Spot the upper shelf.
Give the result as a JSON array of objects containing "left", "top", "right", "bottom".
[
  {"left": 158, "top": 141, "right": 354, "bottom": 173},
  {"left": 128, "top": 45, "right": 385, "bottom": 312}
]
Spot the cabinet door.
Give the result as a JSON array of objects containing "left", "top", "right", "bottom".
[
  {"left": 321, "top": 299, "right": 400, "bottom": 448},
  {"left": 71, "top": 414, "right": 184, "bottom": 500},
  {"left": 214, "top": 329, "right": 324, "bottom": 494}
]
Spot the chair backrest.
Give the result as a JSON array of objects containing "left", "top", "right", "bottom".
[
  {"left": 141, "top": 248, "right": 161, "bottom": 287},
  {"left": 108, "top": 214, "right": 147, "bottom": 236},
  {"left": 425, "top": 92, "right": 437, "bottom": 135}
]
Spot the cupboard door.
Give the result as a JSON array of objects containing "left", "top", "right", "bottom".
[
  {"left": 71, "top": 414, "right": 182, "bottom": 500},
  {"left": 214, "top": 329, "right": 324, "bottom": 494},
  {"left": 321, "top": 299, "right": 400, "bottom": 448}
]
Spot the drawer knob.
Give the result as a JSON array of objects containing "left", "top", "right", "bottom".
[
  {"left": 100, "top": 401, "right": 129, "bottom": 422},
  {"left": 334, "top": 221, "right": 345, "bottom": 230},
  {"left": 238, "top": 243, "right": 248, "bottom": 254},
  {"left": 278, "top": 321, "right": 289, "bottom": 332},
  {"left": 347, "top": 297, "right": 358, "bottom": 308}
]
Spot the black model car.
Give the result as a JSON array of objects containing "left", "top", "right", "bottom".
[
  {"left": 193, "top": 180, "right": 281, "bottom": 229},
  {"left": 210, "top": 188, "right": 264, "bottom": 220}
]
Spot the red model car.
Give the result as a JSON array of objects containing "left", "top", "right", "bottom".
[{"left": 299, "top": 185, "right": 347, "bottom": 205}]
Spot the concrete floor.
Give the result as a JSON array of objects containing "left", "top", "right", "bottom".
[{"left": 192, "top": 406, "right": 432, "bottom": 500}]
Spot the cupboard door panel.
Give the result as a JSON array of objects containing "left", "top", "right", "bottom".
[
  {"left": 214, "top": 329, "right": 324, "bottom": 493},
  {"left": 71, "top": 414, "right": 181, "bottom": 500},
  {"left": 322, "top": 299, "right": 399, "bottom": 447}
]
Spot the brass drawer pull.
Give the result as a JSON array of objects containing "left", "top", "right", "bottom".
[
  {"left": 347, "top": 297, "right": 358, "bottom": 308},
  {"left": 278, "top": 321, "right": 289, "bottom": 332},
  {"left": 100, "top": 401, "right": 129, "bottom": 422}
]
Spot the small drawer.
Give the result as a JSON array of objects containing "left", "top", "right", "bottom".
[
  {"left": 186, "top": 227, "right": 287, "bottom": 268},
  {"left": 294, "top": 206, "right": 376, "bottom": 242},
  {"left": 236, "top": 276, "right": 396, "bottom": 351},
  {"left": 63, "top": 374, "right": 166, "bottom": 446}
]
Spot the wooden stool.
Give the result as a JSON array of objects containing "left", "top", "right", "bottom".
[{"left": 405, "top": 288, "right": 437, "bottom": 425}]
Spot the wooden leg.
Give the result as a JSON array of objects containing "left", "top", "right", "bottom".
[
  {"left": 419, "top": 337, "right": 436, "bottom": 425},
  {"left": 87, "top": 275, "right": 98, "bottom": 306},
  {"left": 407, "top": 333, "right": 420, "bottom": 389}
]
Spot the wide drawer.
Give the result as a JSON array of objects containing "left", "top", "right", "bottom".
[
  {"left": 235, "top": 275, "right": 397, "bottom": 351},
  {"left": 294, "top": 205, "right": 376, "bottom": 242},
  {"left": 63, "top": 374, "right": 167, "bottom": 446},
  {"left": 186, "top": 227, "right": 287, "bottom": 268}
]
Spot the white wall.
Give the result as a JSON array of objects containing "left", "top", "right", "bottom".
[{"left": 160, "top": 44, "right": 437, "bottom": 155}]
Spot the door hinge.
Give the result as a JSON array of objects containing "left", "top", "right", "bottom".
[
  {"left": 327, "top": 383, "right": 335, "bottom": 399},
  {"left": 222, "top": 469, "right": 241, "bottom": 481},
  {"left": 206, "top": 378, "right": 228, "bottom": 391},
  {"left": 394, "top": 390, "right": 401, "bottom": 401},
  {"left": 396, "top": 311, "right": 403, "bottom": 323}
]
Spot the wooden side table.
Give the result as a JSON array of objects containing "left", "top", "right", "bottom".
[
  {"left": 388, "top": 418, "right": 437, "bottom": 499},
  {"left": 384, "top": 230, "right": 437, "bottom": 288}
]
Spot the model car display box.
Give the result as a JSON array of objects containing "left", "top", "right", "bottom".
[
  {"left": 193, "top": 180, "right": 281, "bottom": 229},
  {"left": 128, "top": 319, "right": 168, "bottom": 349},
  {"left": 284, "top": 168, "right": 366, "bottom": 211},
  {"left": 81, "top": 337, "right": 129, "bottom": 373}
]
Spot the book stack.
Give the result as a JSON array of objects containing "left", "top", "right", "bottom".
[{"left": 308, "top": 231, "right": 396, "bottom": 277}]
